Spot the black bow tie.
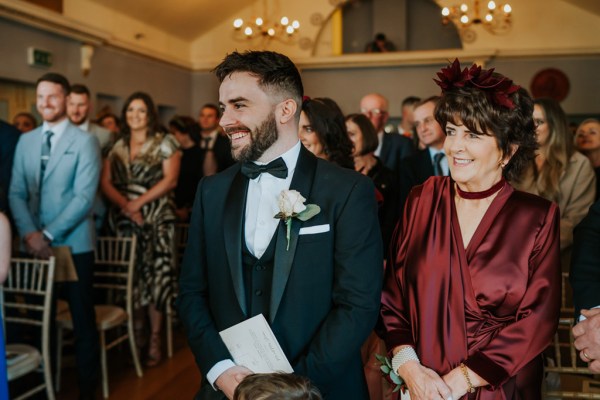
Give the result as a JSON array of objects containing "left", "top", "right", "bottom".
[{"left": 241, "top": 157, "right": 288, "bottom": 180}]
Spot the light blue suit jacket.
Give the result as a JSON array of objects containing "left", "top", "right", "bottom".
[{"left": 9, "top": 121, "right": 101, "bottom": 254}]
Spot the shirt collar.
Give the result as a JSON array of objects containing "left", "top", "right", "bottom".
[
  {"left": 428, "top": 146, "right": 445, "bottom": 157},
  {"left": 42, "top": 117, "right": 69, "bottom": 140},
  {"left": 254, "top": 140, "right": 301, "bottom": 177},
  {"left": 79, "top": 119, "right": 90, "bottom": 132}
]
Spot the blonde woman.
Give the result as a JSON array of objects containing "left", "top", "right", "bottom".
[
  {"left": 575, "top": 119, "right": 600, "bottom": 201},
  {"left": 512, "top": 98, "right": 595, "bottom": 267}
]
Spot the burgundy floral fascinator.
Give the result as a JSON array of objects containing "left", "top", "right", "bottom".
[{"left": 434, "top": 58, "right": 521, "bottom": 110}]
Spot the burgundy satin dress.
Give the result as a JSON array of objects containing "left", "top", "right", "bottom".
[{"left": 381, "top": 177, "right": 561, "bottom": 399}]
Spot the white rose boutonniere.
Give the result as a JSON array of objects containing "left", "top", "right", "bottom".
[{"left": 274, "top": 190, "right": 320, "bottom": 250}]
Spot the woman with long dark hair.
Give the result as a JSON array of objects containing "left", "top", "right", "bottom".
[{"left": 101, "top": 92, "right": 181, "bottom": 367}]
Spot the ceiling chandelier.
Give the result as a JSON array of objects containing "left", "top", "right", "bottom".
[
  {"left": 441, "top": 0, "right": 512, "bottom": 42},
  {"left": 232, "top": 0, "right": 300, "bottom": 43}
]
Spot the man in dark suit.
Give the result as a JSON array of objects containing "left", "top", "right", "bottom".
[
  {"left": 198, "top": 103, "right": 235, "bottom": 174},
  {"left": 571, "top": 200, "right": 600, "bottom": 371},
  {"left": 359, "top": 93, "right": 414, "bottom": 176},
  {"left": 398, "top": 96, "right": 448, "bottom": 209},
  {"left": 177, "top": 51, "right": 383, "bottom": 400},
  {"left": 9, "top": 73, "right": 101, "bottom": 399},
  {"left": 0, "top": 120, "right": 20, "bottom": 215}
]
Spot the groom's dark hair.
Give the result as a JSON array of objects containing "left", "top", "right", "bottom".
[
  {"left": 36, "top": 72, "right": 71, "bottom": 95},
  {"left": 214, "top": 51, "right": 303, "bottom": 116}
]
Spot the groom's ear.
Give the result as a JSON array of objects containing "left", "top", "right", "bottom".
[{"left": 277, "top": 98, "right": 298, "bottom": 125}]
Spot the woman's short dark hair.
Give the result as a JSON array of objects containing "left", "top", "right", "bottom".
[
  {"left": 345, "top": 113, "right": 379, "bottom": 155},
  {"left": 233, "top": 373, "right": 322, "bottom": 400},
  {"left": 435, "top": 83, "right": 537, "bottom": 182},
  {"left": 302, "top": 97, "right": 354, "bottom": 169},
  {"left": 169, "top": 115, "right": 200, "bottom": 144},
  {"left": 120, "top": 92, "right": 162, "bottom": 139}
]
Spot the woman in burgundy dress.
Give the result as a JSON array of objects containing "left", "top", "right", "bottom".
[{"left": 380, "top": 60, "right": 561, "bottom": 399}]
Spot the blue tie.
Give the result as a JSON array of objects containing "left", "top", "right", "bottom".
[
  {"left": 433, "top": 152, "right": 445, "bottom": 176},
  {"left": 41, "top": 131, "right": 54, "bottom": 178}
]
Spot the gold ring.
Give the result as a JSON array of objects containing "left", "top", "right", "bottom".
[{"left": 583, "top": 351, "right": 593, "bottom": 361}]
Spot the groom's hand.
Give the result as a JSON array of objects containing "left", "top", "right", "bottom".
[{"left": 215, "top": 365, "right": 253, "bottom": 399}]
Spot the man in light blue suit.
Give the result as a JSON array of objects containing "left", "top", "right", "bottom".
[{"left": 9, "top": 73, "right": 101, "bottom": 400}]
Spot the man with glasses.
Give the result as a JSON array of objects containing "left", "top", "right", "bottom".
[{"left": 360, "top": 93, "right": 414, "bottom": 178}]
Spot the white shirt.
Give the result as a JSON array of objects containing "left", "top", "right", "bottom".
[
  {"left": 79, "top": 119, "right": 90, "bottom": 132},
  {"left": 200, "top": 129, "right": 219, "bottom": 149},
  {"left": 374, "top": 131, "right": 384, "bottom": 157},
  {"left": 428, "top": 147, "right": 449, "bottom": 176},
  {"left": 206, "top": 140, "right": 302, "bottom": 388},
  {"left": 42, "top": 117, "right": 69, "bottom": 154}
]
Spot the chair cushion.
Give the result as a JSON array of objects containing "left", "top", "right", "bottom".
[
  {"left": 6, "top": 343, "right": 41, "bottom": 380},
  {"left": 56, "top": 305, "right": 127, "bottom": 331}
]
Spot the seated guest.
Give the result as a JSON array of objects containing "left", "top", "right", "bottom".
[
  {"left": 346, "top": 113, "right": 398, "bottom": 252},
  {"left": 97, "top": 112, "right": 121, "bottom": 139},
  {"left": 575, "top": 119, "right": 600, "bottom": 201},
  {"left": 169, "top": 115, "right": 203, "bottom": 221},
  {"left": 398, "top": 96, "right": 421, "bottom": 141},
  {"left": 12, "top": 112, "right": 37, "bottom": 133},
  {"left": 0, "top": 120, "right": 20, "bottom": 216},
  {"left": 512, "top": 98, "right": 595, "bottom": 271},
  {"left": 398, "top": 96, "right": 448, "bottom": 210},
  {"left": 101, "top": 92, "right": 181, "bottom": 367},
  {"left": 381, "top": 60, "right": 560, "bottom": 399},
  {"left": 572, "top": 199, "right": 600, "bottom": 371},
  {"left": 299, "top": 97, "right": 354, "bottom": 169}
]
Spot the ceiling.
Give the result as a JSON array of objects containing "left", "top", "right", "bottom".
[
  {"left": 87, "top": 0, "right": 250, "bottom": 40},
  {"left": 563, "top": 0, "right": 600, "bottom": 16}
]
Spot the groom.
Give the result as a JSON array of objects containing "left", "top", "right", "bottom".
[{"left": 177, "top": 51, "right": 383, "bottom": 400}]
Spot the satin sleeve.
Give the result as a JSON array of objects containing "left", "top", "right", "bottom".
[
  {"left": 464, "top": 202, "right": 561, "bottom": 387},
  {"left": 380, "top": 186, "right": 421, "bottom": 351}
]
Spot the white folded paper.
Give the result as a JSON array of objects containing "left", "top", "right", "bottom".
[{"left": 219, "top": 314, "right": 294, "bottom": 373}]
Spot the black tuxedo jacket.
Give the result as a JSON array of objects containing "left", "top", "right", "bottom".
[
  {"left": 212, "top": 134, "right": 235, "bottom": 172},
  {"left": 398, "top": 148, "right": 435, "bottom": 210},
  {"left": 379, "top": 133, "right": 414, "bottom": 175},
  {"left": 177, "top": 146, "right": 383, "bottom": 400},
  {"left": 570, "top": 199, "right": 600, "bottom": 316}
]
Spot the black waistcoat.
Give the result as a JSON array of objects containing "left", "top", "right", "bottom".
[{"left": 241, "top": 227, "right": 278, "bottom": 319}]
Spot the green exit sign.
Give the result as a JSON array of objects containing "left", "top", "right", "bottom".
[{"left": 27, "top": 47, "right": 53, "bottom": 68}]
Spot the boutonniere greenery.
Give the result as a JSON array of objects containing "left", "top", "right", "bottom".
[
  {"left": 274, "top": 190, "right": 320, "bottom": 250},
  {"left": 375, "top": 354, "right": 403, "bottom": 393}
]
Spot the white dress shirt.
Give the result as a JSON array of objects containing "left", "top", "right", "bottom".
[
  {"left": 207, "top": 140, "right": 301, "bottom": 388},
  {"left": 428, "top": 147, "right": 449, "bottom": 176},
  {"left": 42, "top": 117, "right": 69, "bottom": 154}
]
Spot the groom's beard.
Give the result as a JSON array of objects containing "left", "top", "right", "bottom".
[{"left": 227, "top": 111, "right": 279, "bottom": 163}]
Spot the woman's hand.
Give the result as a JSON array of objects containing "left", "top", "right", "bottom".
[
  {"left": 442, "top": 368, "right": 469, "bottom": 400},
  {"left": 398, "top": 361, "right": 453, "bottom": 400},
  {"left": 123, "top": 199, "right": 142, "bottom": 215},
  {"left": 130, "top": 211, "right": 144, "bottom": 226}
]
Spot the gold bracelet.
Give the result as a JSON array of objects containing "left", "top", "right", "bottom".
[{"left": 460, "top": 363, "right": 476, "bottom": 393}]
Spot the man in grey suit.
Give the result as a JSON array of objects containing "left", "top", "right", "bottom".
[
  {"left": 9, "top": 73, "right": 101, "bottom": 399},
  {"left": 67, "top": 83, "right": 113, "bottom": 233}
]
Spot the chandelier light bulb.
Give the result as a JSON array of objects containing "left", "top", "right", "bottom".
[
  {"left": 255, "top": 17, "right": 263, "bottom": 26},
  {"left": 267, "top": 28, "right": 275, "bottom": 36},
  {"left": 487, "top": 1, "right": 496, "bottom": 10},
  {"left": 503, "top": 4, "right": 512, "bottom": 13},
  {"left": 485, "top": 13, "right": 493, "bottom": 22},
  {"left": 280, "top": 16, "right": 289, "bottom": 25},
  {"left": 244, "top": 27, "right": 253, "bottom": 36},
  {"left": 292, "top": 20, "right": 300, "bottom": 29},
  {"left": 286, "top": 26, "right": 294, "bottom": 34},
  {"left": 233, "top": 18, "right": 244, "bottom": 29},
  {"left": 460, "top": 4, "right": 468, "bottom": 12},
  {"left": 460, "top": 14, "right": 469, "bottom": 24},
  {"left": 442, "top": 7, "right": 450, "bottom": 16}
]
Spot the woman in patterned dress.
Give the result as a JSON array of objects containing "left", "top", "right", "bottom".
[{"left": 101, "top": 92, "right": 181, "bottom": 367}]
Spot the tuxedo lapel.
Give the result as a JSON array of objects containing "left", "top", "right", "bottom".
[
  {"left": 43, "top": 125, "right": 76, "bottom": 182},
  {"left": 224, "top": 169, "right": 249, "bottom": 316},
  {"left": 270, "top": 146, "right": 317, "bottom": 323}
]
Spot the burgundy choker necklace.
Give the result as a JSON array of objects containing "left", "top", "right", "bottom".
[{"left": 456, "top": 178, "right": 505, "bottom": 200}]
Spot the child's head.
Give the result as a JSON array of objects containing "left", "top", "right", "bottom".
[{"left": 233, "top": 373, "right": 322, "bottom": 400}]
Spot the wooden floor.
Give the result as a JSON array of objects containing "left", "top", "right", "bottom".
[{"left": 55, "top": 328, "right": 201, "bottom": 400}]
